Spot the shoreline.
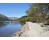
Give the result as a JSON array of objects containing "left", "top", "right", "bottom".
[{"left": 13, "top": 22, "right": 49, "bottom": 37}]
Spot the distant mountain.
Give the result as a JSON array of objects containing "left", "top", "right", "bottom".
[
  {"left": 8, "top": 17, "right": 18, "bottom": 21},
  {"left": 0, "top": 14, "right": 9, "bottom": 21},
  {"left": 0, "top": 14, "right": 18, "bottom": 21}
]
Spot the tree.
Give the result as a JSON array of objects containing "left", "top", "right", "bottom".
[
  {"left": 26, "top": 3, "right": 49, "bottom": 23},
  {"left": 18, "top": 16, "right": 27, "bottom": 25}
]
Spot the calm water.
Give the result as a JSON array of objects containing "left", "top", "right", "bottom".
[{"left": 0, "top": 22, "right": 22, "bottom": 37}]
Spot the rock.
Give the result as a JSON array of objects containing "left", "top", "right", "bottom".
[
  {"left": 40, "top": 31, "right": 49, "bottom": 37},
  {"left": 13, "top": 22, "right": 49, "bottom": 37}
]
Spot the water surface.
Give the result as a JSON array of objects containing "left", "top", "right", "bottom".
[{"left": 0, "top": 22, "right": 22, "bottom": 37}]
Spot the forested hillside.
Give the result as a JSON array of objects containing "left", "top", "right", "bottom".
[
  {"left": 0, "top": 14, "right": 9, "bottom": 21},
  {"left": 19, "top": 3, "right": 49, "bottom": 25}
]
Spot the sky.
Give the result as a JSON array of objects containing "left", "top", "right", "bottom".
[{"left": 0, "top": 3, "right": 31, "bottom": 18}]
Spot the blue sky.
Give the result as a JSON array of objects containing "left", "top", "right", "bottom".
[{"left": 0, "top": 3, "right": 31, "bottom": 18}]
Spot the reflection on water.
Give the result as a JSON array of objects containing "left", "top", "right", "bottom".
[
  {"left": 0, "top": 21, "right": 22, "bottom": 37},
  {"left": 0, "top": 22, "right": 7, "bottom": 27}
]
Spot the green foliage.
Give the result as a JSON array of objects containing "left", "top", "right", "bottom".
[
  {"left": 26, "top": 3, "right": 49, "bottom": 23},
  {"left": 19, "top": 3, "right": 49, "bottom": 25},
  {"left": 18, "top": 16, "right": 27, "bottom": 25}
]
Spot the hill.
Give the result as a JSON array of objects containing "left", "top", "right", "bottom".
[{"left": 0, "top": 14, "right": 9, "bottom": 21}]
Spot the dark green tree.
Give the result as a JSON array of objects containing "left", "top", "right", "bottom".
[{"left": 26, "top": 3, "right": 49, "bottom": 23}]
